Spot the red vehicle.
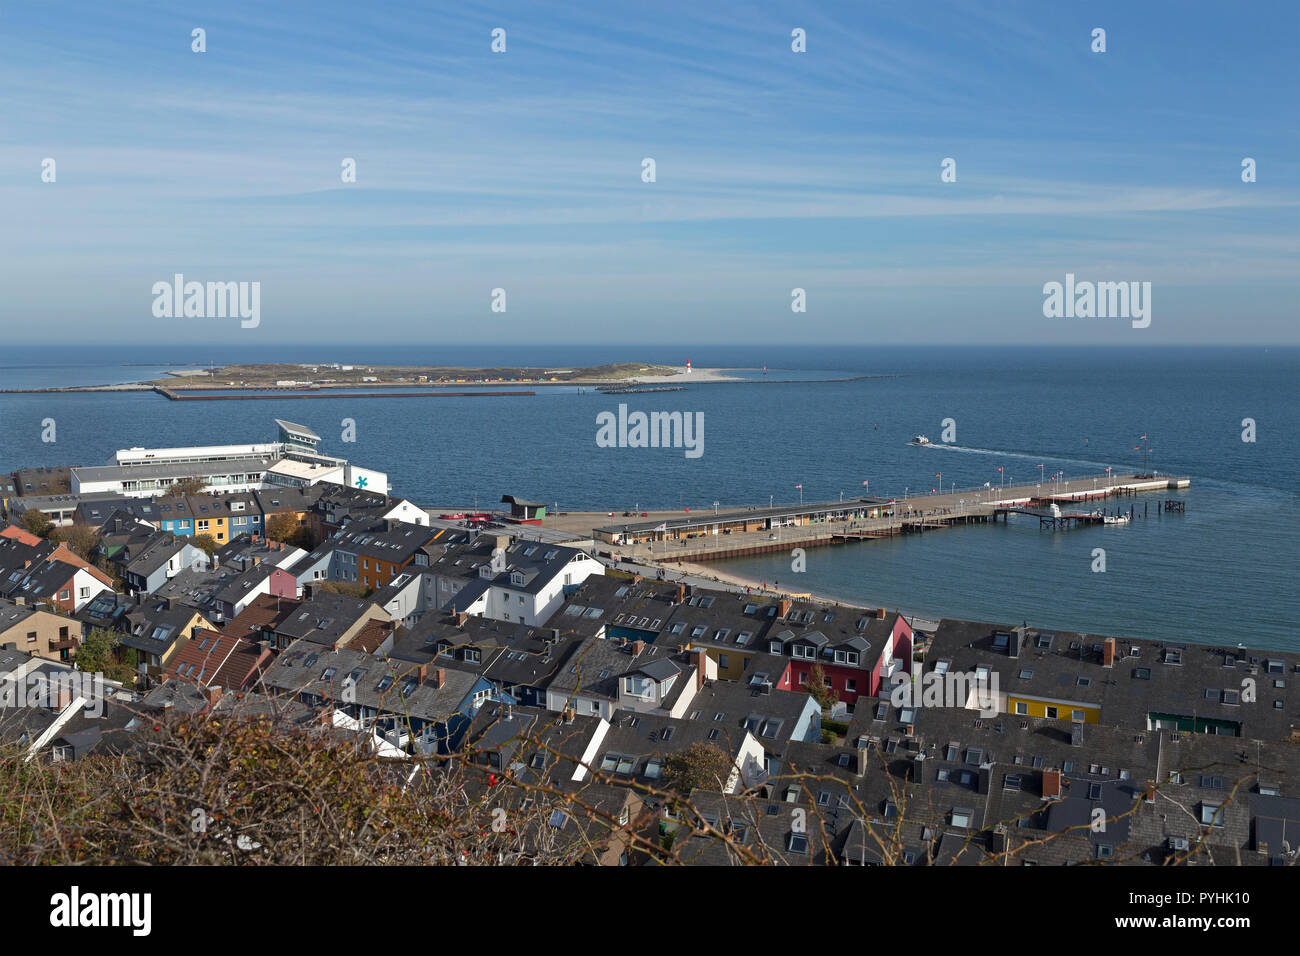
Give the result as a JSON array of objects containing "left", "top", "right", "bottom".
[{"left": 439, "top": 513, "right": 466, "bottom": 520}]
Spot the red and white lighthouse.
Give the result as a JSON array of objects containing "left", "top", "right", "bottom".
[{"left": 686, "top": 359, "right": 692, "bottom": 374}]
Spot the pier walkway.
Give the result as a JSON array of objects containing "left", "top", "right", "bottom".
[{"left": 594, "top": 473, "right": 1190, "bottom": 563}]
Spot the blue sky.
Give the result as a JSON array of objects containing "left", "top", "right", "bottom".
[{"left": 2, "top": 0, "right": 1297, "bottom": 345}]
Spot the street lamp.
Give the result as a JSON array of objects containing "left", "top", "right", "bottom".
[{"left": 713, "top": 501, "right": 719, "bottom": 516}]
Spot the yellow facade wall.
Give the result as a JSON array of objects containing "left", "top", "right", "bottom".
[{"left": 1008, "top": 695, "right": 1101, "bottom": 724}]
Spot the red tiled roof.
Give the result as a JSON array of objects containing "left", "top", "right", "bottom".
[{"left": 167, "top": 628, "right": 272, "bottom": 691}]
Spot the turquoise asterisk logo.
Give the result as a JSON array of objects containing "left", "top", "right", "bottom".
[{"left": 356, "top": 476, "right": 368, "bottom": 488}]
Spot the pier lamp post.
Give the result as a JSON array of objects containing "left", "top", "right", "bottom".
[
  {"left": 713, "top": 501, "right": 719, "bottom": 516},
  {"left": 1037, "top": 464, "right": 1044, "bottom": 491}
]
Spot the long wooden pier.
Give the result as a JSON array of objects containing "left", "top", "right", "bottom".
[{"left": 609, "top": 473, "right": 1189, "bottom": 563}]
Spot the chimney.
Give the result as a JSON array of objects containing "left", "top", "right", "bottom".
[
  {"left": 631, "top": 640, "right": 645, "bottom": 657},
  {"left": 12, "top": 596, "right": 24, "bottom": 607},
  {"left": 1009, "top": 626, "right": 1026, "bottom": 658},
  {"left": 856, "top": 746, "right": 869, "bottom": 777},
  {"left": 417, "top": 663, "right": 428, "bottom": 686},
  {"left": 778, "top": 598, "right": 792, "bottom": 619},
  {"left": 674, "top": 584, "right": 685, "bottom": 604},
  {"left": 875, "top": 606, "right": 886, "bottom": 620},
  {"left": 1103, "top": 637, "right": 1115, "bottom": 667},
  {"left": 455, "top": 611, "right": 468, "bottom": 627},
  {"left": 1043, "top": 768, "right": 1063, "bottom": 798},
  {"left": 253, "top": 555, "right": 261, "bottom": 567},
  {"left": 693, "top": 649, "right": 707, "bottom": 690},
  {"left": 203, "top": 685, "right": 223, "bottom": 707},
  {"left": 989, "top": 824, "right": 1008, "bottom": 854},
  {"left": 434, "top": 668, "right": 446, "bottom": 689},
  {"left": 1144, "top": 780, "right": 1157, "bottom": 804},
  {"left": 632, "top": 574, "right": 642, "bottom": 584}
]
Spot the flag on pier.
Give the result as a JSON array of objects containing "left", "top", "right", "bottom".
[{"left": 795, "top": 484, "right": 802, "bottom": 489}]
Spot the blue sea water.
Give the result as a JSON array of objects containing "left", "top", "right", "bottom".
[{"left": 0, "top": 344, "right": 1295, "bottom": 651}]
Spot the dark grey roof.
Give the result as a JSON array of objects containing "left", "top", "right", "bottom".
[
  {"left": 635, "top": 658, "right": 680, "bottom": 683},
  {"left": 275, "top": 593, "right": 382, "bottom": 646},
  {"left": 928, "top": 618, "right": 1300, "bottom": 742},
  {"left": 260, "top": 640, "right": 479, "bottom": 727}
]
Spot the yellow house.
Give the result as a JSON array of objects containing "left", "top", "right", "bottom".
[
  {"left": 688, "top": 644, "right": 750, "bottom": 681},
  {"left": 189, "top": 501, "right": 229, "bottom": 543},
  {"left": 1007, "top": 694, "right": 1101, "bottom": 724}
]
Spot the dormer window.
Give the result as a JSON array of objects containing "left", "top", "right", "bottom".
[{"left": 511, "top": 571, "right": 525, "bottom": 586}]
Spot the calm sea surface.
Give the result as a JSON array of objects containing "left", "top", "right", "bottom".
[{"left": 0, "top": 345, "right": 1295, "bottom": 651}]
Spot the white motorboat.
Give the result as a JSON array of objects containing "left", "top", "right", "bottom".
[{"left": 910, "top": 435, "right": 932, "bottom": 446}]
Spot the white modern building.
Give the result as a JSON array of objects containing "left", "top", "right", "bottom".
[{"left": 71, "top": 419, "right": 389, "bottom": 498}]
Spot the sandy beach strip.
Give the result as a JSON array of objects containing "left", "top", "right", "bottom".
[{"left": 625, "top": 367, "right": 747, "bottom": 384}]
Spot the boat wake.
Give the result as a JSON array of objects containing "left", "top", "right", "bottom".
[{"left": 916, "top": 442, "right": 1115, "bottom": 471}]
